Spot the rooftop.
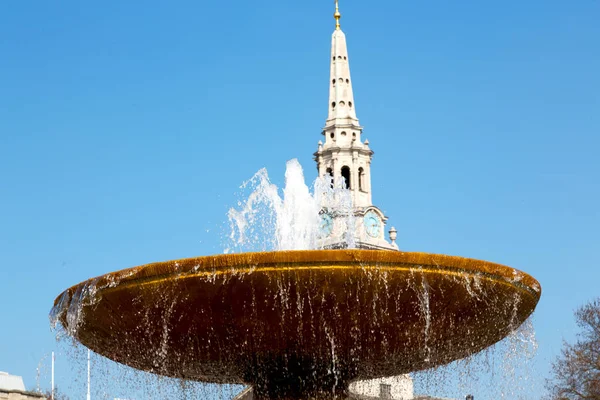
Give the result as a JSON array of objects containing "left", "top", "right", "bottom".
[{"left": 0, "top": 372, "right": 26, "bottom": 391}]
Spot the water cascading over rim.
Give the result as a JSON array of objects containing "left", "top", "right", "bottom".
[{"left": 51, "top": 250, "right": 540, "bottom": 400}]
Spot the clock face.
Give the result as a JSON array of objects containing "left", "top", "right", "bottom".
[
  {"left": 364, "top": 211, "right": 381, "bottom": 238},
  {"left": 319, "top": 213, "right": 334, "bottom": 237}
]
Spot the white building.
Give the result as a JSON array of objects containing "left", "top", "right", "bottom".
[
  {"left": 313, "top": 0, "right": 398, "bottom": 252},
  {"left": 0, "top": 372, "right": 44, "bottom": 400},
  {"left": 349, "top": 376, "right": 413, "bottom": 399}
]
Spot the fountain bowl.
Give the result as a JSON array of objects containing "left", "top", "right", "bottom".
[{"left": 52, "top": 250, "right": 540, "bottom": 399}]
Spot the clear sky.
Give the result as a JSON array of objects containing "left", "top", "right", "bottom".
[{"left": 0, "top": 0, "right": 598, "bottom": 398}]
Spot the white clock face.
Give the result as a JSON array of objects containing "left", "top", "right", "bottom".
[{"left": 364, "top": 211, "right": 381, "bottom": 238}]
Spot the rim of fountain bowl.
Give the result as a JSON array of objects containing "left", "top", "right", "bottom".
[{"left": 52, "top": 250, "right": 542, "bottom": 309}]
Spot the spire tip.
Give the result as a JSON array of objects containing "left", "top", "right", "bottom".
[{"left": 334, "top": 0, "right": 341, "bottom": 30}]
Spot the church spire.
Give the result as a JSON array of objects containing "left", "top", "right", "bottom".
[
  {"left": 326, "top": 0, "right": 359, "bottom": 128},
  {"left": 316, "top": 1, "right": 369, "bottom": 207},
  {"left": 315, "top": 2, "right": 397, "bottom": 251}
]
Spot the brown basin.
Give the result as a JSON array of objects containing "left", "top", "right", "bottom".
[{"left": 51, "top": 250, "right": 541, "bottom": 399}]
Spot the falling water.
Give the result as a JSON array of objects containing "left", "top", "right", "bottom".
[
  {"left": 412, "top": 317, "right": 539, "bottom": 399},
  {"left": 44, "top": 338, "right": 242, "bottom": 400}
]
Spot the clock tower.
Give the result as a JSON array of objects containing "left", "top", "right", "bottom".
[{"left": 314, "top": 1, "right": 398, "bottom": 251}]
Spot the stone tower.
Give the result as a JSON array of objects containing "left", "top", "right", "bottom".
[{"left": 314, "top": 1, "right": 398, "bottom": 251}]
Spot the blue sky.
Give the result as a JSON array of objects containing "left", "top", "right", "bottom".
[{"left": 0, "top": 0, "right": 598, "bottom": 398}]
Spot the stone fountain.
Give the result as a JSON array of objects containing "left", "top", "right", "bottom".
[{"left": 50, "top": 3, "right": 541, "bottom": 400}]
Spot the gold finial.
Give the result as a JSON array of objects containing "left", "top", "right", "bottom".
[{"left": 334, "top": 0, "right": 341, "bottom": 30}]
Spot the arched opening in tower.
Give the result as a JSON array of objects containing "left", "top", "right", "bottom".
[
  {"left": 341, "top": 166, "right": 351, "bottom": 189},
  {"left": 326, "top": 168, "right": 334, "bottom": 188},
  {"left": 358, "top": 167, "right": 365, "bottom": 191}
]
